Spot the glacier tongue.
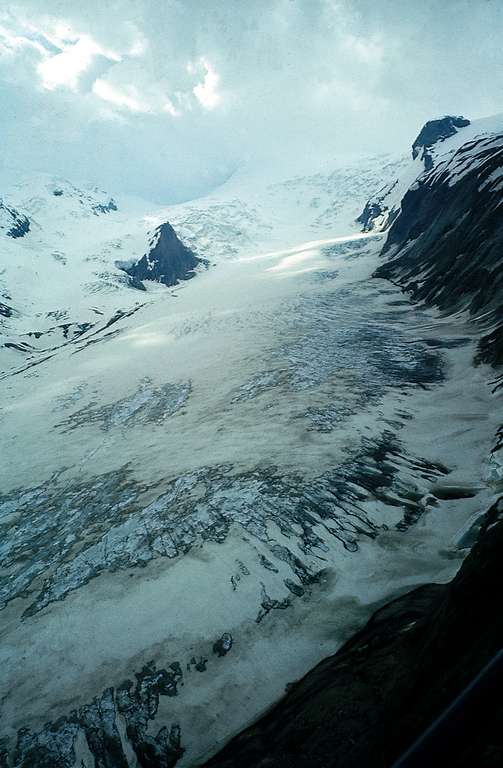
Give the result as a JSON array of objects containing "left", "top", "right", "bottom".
[{"left": 0, "top": 158, "right": 501, "bottom": 767}]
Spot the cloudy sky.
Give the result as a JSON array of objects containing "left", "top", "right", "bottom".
[{"left": 1, "top": 0, "right": 502, "bottom": 201}]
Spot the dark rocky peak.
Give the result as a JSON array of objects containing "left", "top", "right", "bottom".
[
  {"left": 412, "top": 115, "right": 470, "bottom": 169},
  {"left": 0, "top": 197, "right": 30, "bottom": 238},
  {"left": 120, "top": 222, "right": 205, "bottom": 289},
  {"left": 0, "top": 300, "right": 16, "bottom": 319}
]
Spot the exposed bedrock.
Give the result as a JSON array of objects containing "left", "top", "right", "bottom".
[
  {"left": 122, "top": 222, "right": 205, "bottom": 288},
  {"left": 203, "top": 499, "right": 503, "bottom": 768},
  {"left": 355, "top": 179, "right": 401, "bottom": 233},
  {"left": 0, "top": 198, "right": 30, "bottom": 238},
  {"left": 356, "top": 115, "right": 471, "bottom": 233},
  {"left": 411, "top": 115, "right": 470, "bottom": 169},
  {"left": 375, "top": 131, "right": 503, "bottom": 367}
]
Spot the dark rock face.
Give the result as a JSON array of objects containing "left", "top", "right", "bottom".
[
  {"left": 0, "top": 301, "right": 15, "bottom": 318},
  {"left": 203, "top": 500, "right": 503, "bottom": 768},
  {"left": 476, "top": 325, "right": 503, "bottom": 367},
  {"left": 122, "top": 223, "right": 204, "bottom": 288},
  {"left": 357, "top": 116, "right": 471, "bottom": 233},
  {"left": 375, "top": 132, "right": 503, "bottom": 366},
  {"left": 92, "top": 199, "right": 118, "bottom": 215},
  {"left": 0, "top": 198, "right": 30, "bottom": 238},
  {"left": 356, "top": 179, "right": 401, "bottom": 232},
  {"left": 412, "top": 115, "right": 470, "bottom": 169}
]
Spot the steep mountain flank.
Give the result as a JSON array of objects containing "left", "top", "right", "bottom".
[
  {"left": 356, "top": 115, "right": 472, "bottom": 233},
  {"left": 375, "top": 133, "right": 503, "bottom": 367},
  {"left": 355, "top": 178, "right": 401, "bottom": 232}
]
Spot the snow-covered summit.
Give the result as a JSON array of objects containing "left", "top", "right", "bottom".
[
  {"left": 5, "top": 174, "right": 119, "bottom": 223},
  {"left": 0, "top": 175, "right": 160, "bottom": 344},
  {"left": 411, "top": 115, "right": 470, "bottom": 168}
]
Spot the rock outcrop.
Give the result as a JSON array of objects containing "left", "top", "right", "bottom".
[
  {"left": 412, "top": 115, "right": 470, "bottom": 169},
  {"left": 0, "top": 198, "right": 30, "bottom": 238},
  {"left": 122, "top": 222, "right": 204, "bottom": 288},
  {"left": 47, "top": 181, "right": 119, "bottom": 216},
  {"left": 356, "top": 179, "right": 401, "bottom": 232}
]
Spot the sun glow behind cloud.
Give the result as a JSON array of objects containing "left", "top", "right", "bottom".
[
  {"left": 0, "top": 10, "right": 224, "bottom": 117},
  {"left": 37, "top": 36, "right": 120, "bottom": 91},
  {"left": 1, "top": 0, "right": 502, "bottom": 202},
  {"left": 192, "top": 57, "right": 222, "bottom": 110}
]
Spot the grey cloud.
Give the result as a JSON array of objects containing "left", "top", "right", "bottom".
[{"left": 0, "top": 0, "right": 502, "bottom": 201}]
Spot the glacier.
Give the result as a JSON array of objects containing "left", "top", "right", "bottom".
[{"left": 0, "top": 118, "right": 502, "bottom": 767}]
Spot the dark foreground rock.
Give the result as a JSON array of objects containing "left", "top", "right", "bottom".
[
  {"left": 203, "top": 500, "right": 503, "bottom": 768},
  {"left": 122, "top": 222, "right": 205, "bottom": 288}
]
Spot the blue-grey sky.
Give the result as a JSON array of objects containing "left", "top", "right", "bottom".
[{"left": 1, "top": 0, "right": 502, "bottom": 201}]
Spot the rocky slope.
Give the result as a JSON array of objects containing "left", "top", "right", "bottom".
[
  {"left": 0, "top": 198, "right": 30, "bottom": 238},
  {"left": 356, "top": 114, "right": 495, "bottom": 234},
  {"left": 411, "top": 115, "right": 470, "bottom": 169},
  {"left": 203, "top": 500, "right": 503, "bottom": 768},
  {"left": 375, "top": 132, "right": 503, "bottom": 368}
]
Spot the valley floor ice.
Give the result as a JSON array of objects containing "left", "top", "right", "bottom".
[{"left": 1, "top": 226, "right": 502, "bottom": 765}]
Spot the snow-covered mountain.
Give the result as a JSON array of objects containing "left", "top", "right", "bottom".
[
  {"left": 0, "top": 157, "right": 403, "bottom": 372},
  {"left": 357, "top": 113, "right": 503, "bottom": 233},
  {"left": 0, "top": 117, "right": 502, "bottom": 768}
]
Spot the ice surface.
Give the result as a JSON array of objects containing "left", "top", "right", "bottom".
[{"left": 0, "top": 155, "right": 501, "bottom": 766}]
